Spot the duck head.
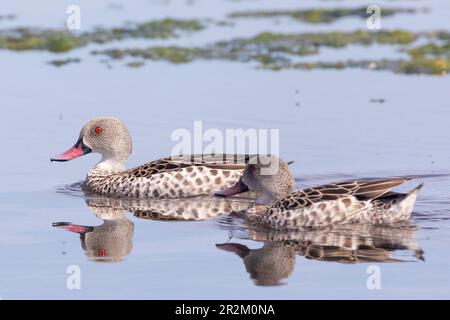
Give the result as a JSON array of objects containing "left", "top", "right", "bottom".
[
  {"left": 51, "top": 117, "right": 132, "bottom": 172},
  {"left": 215, "top": 155, "right": 295, "bottom": 205}
]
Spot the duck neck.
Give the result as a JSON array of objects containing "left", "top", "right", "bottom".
[{"left": 89, "top": 157, "right": 126, "bottom": 176}]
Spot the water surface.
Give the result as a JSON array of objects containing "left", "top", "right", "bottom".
[{"left": 0, "top": 0, "right": 450, "bottom": 299}]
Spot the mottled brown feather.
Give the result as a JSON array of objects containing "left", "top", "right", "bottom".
[
  {"left": 128, "top": 154, "right": 248, "bottom": 178},
  {"left": 274, "top": 177, "right": 416, "bottom": 211}
]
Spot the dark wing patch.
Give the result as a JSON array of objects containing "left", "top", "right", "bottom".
[
  {"left": 272, "top": 177, "right": 415, "bottom": 210},
  {"left": 344, "top": 177, "right": 415, "bottom": 200},
  {"left": 166, "top": 154, "right": 250, "bottom": 165},
  {"left": 166, "top": 154, "right": 249, "bottom": 170},
  {"left": 129, "top": 159, "right": 193, "bottom": 178}
]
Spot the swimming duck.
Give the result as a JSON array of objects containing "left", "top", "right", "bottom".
[
  {"left": 51, "top": 117, "right": 247, "bottom": 198},
  {"left": 215, "top": 155, "right": 424, "bottom": 230}
]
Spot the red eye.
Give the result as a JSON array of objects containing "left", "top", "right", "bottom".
[
  {"left": 95, "top": 127, "right": 103, "bottom": 134},
  {"left": 97, "top": 248, "right": 107, "bottom": 257}
]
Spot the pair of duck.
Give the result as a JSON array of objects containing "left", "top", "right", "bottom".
[{"left": 52, "top": 117, "right": 423, "bottom": 230}]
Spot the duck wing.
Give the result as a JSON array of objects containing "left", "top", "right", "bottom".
[
  {"left": 128, "top": 154, "right": 247, "bottom": 178},
  {"left": 128, "top": 158, "right": 195, "bottom": 178},
  {"left": 160, "top": 154, "right": 249, "bottom": 170},
  {"left": 274, "top": 176, "right": 417, "bottom": 210},
  {"left": 334, "top": 176, "right": 418, "bottom": 200}
]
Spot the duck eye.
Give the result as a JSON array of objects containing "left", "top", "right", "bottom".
[{"left": 95, "top": 127, "right": 103, "bottom": 134}]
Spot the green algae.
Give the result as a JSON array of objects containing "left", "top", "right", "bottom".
[
  {"left": 403, "top": 41, "right": 450, "bottom": 75},
  {"left": 92, "top": 29, "right": 450, "bottom": 75},
  {"left": 278, "top": 58, "right": 450, "bottom": 76},
  {"left": 229, "top": 7, "right": 416, "bottom": 24},
  {"left": 0, "top": 29, "right": 86, "bottom": 52},
  {"left": 93, "top": 47, "right": 204, "bottom": 64},
  {"left": 399, "top": 57, "right": 449, "bottom": 75},
  {"left": 93, "top": 29, "right": 419, "bottom": 64},
  {"left": 0, "top": 18, "right": 204, "bottom": 53},
  {"left": 403, "top": 42, "right": 450, "bottom": 75},
  {"left": 2, "top": 15, "right": 448, "bottom": 76},
  {"left": 408, "top": 42, "right": 450, "bottom": 58},
  {"left": 251, "top": 30, "right": 417, "bottom": 47},
  {"left": 46, "top": 33, "right": 85, "bottom": 53},
  {"left": 126, "top": 61, "right": 145, "bottom": 68}
]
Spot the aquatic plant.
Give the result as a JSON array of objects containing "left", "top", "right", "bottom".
[
  {"left": 91, "top": 29, "right": 450, "bottom": 75},
  {"left": 48, "top": 57, "right": 81, "bottom": 67},
  {"left": 126, "top": 61, "right": 145, "bottom": 68},
  {"left": 91, "top": 30, "right": 421, "bottom": 68},
  {"left": 93, "top": 47, "right": 204, "bottom": 64},
  {"left": 2, "top": 17, "right": 449, "bottom": 76},
  {"left": 229, "top": 7, "right": 417, "bottom": 24},
  {"left": 0, "top": 18, "right": 204, "bottom": 53}
]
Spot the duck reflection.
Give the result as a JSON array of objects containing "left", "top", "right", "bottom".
[
  {"left": 217, "top": 221, "right": 424, "bottom": 286},
  {"left": 53, "top": 192, "right": 255, "bottom": 262},
  {"left": 53, "top": 205, "right": 134, "bottom": 263},
  {"left": 217, "top": 242, "right": 297, "bottom": 286}
]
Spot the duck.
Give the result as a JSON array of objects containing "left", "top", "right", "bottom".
[
  {"left": 215, "top": 155, "right": 424, "bottom": 230},
  {"left": 51, "top": 117, "right": 247, "bottom": 198}
]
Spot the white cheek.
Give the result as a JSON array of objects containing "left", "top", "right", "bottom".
[{"left": 82, "top": 138, "right": 94, "bottom": 149}]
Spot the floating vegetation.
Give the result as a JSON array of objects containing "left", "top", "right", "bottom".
[
  {"left": 229, "top": 7, "right": 417, "bottom": 24},
  {"left": 94, "top": 30, "right": 419, "bottom": 64},
  {"left": 126, "top": 60, "right": 145, "bottom": 68},
  {"left": 92, "top": 29, "right": 450, "bottom": 75},
  {"left": 0, "top": 18, "right": 204, "bottom": 53},
  {"left": 404, "top": 41, "right": 450, "bottom": 75},
  {"left": 408, "top": 42, "right": 450, "bottom": 58},
  {"left": 280, "top": 58, "right": 450, "bottom": 76},
  {"left": 2, "top": 14, "right": 449, "bottom": 76},
  {"left": 48, "top": 58, "right": 81, "bottom": 67},
  {"left": 244, "top": 29, "right": 418, "bottom": 47},
  {"left": 0, "top": 30, "right": 85, "bottom": 52},
  {"left": 93, "top": 46, "right": 206, "bottom": 64},
  {"left": 399, "top": 57, "right": 449, "bottom": 75}
]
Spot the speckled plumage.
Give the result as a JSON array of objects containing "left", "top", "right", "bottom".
[
  {"left": 52, "top": 117, "right": 248, "bottom": 198},
  {"left": 217, "top": 156, "right": 424, "bottom": 230},
  {"left": 82, "top": 156, "right": 245, "bottom": 198},
  {"left": 247, "top": 178, "right": 423, "bottom": 230}
]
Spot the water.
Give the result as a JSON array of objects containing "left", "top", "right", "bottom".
[{"left": 1, "top": 0, "right": 450, "bottom": 299}]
